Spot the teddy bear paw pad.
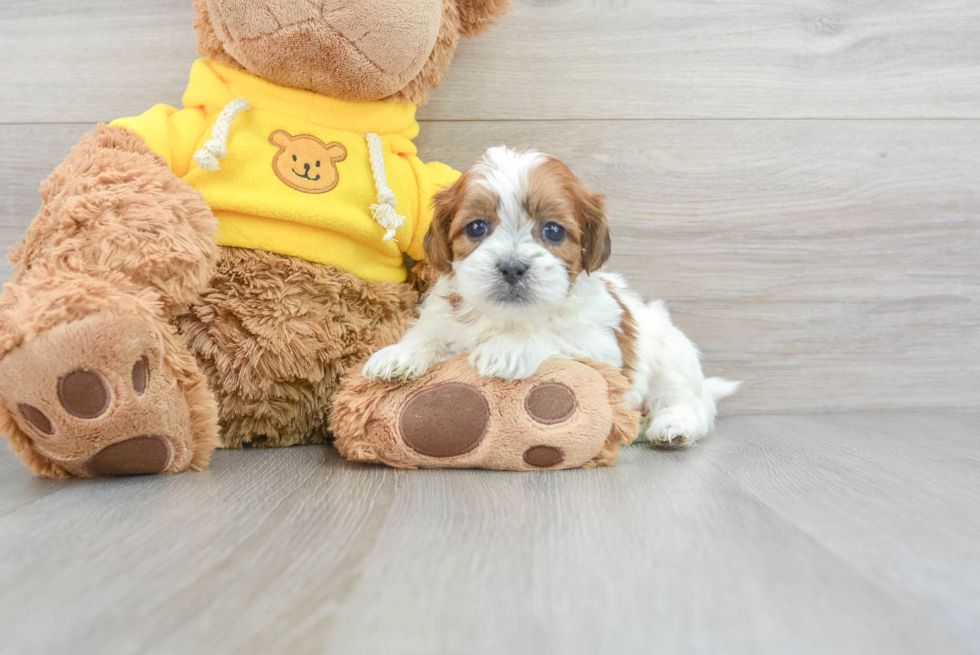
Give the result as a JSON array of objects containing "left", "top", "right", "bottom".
[
  {"left": 524, "top": 382, "right": 577, "bottom": 424},
  {"left": 523, "top": 445, "right": 565, "bottom": 468},
  {"left": 88, "top": 435, "right": 173, "bottom": 477},
  {"left": 399, "top": 382, "right": 489, "bottom": 458},
  {"left": 0, "top": 311, "right": 196, "bottom": 477}
]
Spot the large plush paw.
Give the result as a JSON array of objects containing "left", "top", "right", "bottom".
[
  {"left": 645, "top": 403, "right": 710, "bottom": 449},
  {"left": 333, "top": 357, "right": 640, "bottom": 471},
  {"left": 468, "top": 339, "right": 546, "bottom": 381},
  {"left": 363, "top": 343, "right": 439, "bottom": 382},
  {"left": 0, "top": 310, "right": 214, "bottom": 478}
]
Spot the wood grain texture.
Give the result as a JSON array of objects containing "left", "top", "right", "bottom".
[
  {"left": 0, "top": 413, "right": 976, "bottom": 655},
  {"left": 2, "top": 121, "right": 977, "bottom": 413},
  {"left": 2, "top": 0, "right": 980, "bottom": 123},
  {"left": 699, "top": 412, "right": 980, "bottom": 652}
]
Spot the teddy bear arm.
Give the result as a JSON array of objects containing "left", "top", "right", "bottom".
[{"left": 10, "top": 124, "right": 219, "bottom": 318}]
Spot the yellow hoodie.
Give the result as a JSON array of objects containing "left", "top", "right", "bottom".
[{"left": 111, "top": 59, "right": 460, "bottom": 283}]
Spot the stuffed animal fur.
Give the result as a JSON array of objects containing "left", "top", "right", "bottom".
[
  {"left": 0, "top": 0, "right": 511, "bottom": 478},
  {"left": 332, "top": 357, "right": 640, "bottom": 471}
]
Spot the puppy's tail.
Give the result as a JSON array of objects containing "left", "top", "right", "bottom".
[{"left": 706, "top": 377, "right": 741, "bottom": 403}]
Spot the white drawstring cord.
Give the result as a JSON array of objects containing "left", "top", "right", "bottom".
[
  {"left": 193, "top": 98, "right": 252, "bottom": 172},
  {"left": 366, "top": 132, "right": 405, "bottom": 242}
]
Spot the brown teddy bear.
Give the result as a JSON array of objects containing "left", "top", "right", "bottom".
[{"left": 0, "top": 0, "right": 513, "bottom": 478}]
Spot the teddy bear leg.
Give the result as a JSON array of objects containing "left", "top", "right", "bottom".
[
  {"left": 0, "top": 272, "right": 219, "bottom": 478},
  {"left": 179, "top": 248, "right": 418, "bottom": 448},
  {"left": 332, "top": 357, "right": 640, "bottom": 471},
  {"left": 0, "top": 125, "right": 221, "bottom": 477}
]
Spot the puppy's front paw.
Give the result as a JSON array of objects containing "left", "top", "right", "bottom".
[
  {"left": 645, "top": 404, "right": 710, "bottom": 448},
  {"left": 363, "top": 344, "right": 435, "bottom": 382},
  {"left": 468, "top": 342, "right": 545, "bottom": 381}
]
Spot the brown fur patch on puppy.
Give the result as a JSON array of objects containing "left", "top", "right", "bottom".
[
  {"left": 408, "top": 257, "right": 442, "bottom": 295},
  {"left": 179, "top": 248, "right": 418, "bottom": 448},
  {"left": 522, "top": 156, "right": 611, "bottom": 279},
  {"left": 424, "top": 168, "right": 501, "bottom": 272},
  {"left": 444, "top": 293, "right": 465, "bottom": 311},
  {"left": 524, "top": 157, "right": 588, "bottom": 280},
  {"left": 604, "top": 281, "right": 641, "bottom": 378}
]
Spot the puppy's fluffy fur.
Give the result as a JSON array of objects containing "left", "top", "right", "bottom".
[{"left": 364, "top": 147, "right": 738, "bottom": 446}]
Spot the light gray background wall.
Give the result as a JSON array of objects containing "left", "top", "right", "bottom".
[{"left": 2, "top": 0, "right": 977, "bottom": 415}]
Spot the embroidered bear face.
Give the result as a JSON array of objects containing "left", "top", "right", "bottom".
[{"left": 269, "top": 130, "right": 347, "bottom": 194}]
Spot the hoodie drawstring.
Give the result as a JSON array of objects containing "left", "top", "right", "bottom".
[
  {"left": 365, "top": 132, "right": 405, "bottom": 242},
  {"left": 193, "top": 98, "right": 252, "bottom": 172}
]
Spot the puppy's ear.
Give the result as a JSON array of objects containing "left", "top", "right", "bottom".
[
  {"left": 424, "top": 176, "right": 465, "bottom": 273},
  {"left": 456, "top": 0, "right": 511, "bottom": 38},
  {"left": 575, "top": 185, "right": 611, "bottom": 274}
]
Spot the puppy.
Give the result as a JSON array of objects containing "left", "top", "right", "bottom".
[{"left": 364, "top": 147, "right": 738, "bottom": 446}]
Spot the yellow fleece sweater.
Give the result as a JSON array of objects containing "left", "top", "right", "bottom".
[{"left": 111, "top": 59, "right": 460, "bottom": 283}]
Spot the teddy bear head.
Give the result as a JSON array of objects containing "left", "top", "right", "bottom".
[{"left": 193, "top": 0, "right": 510, "bottom": 105}]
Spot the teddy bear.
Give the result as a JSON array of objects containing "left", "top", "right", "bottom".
[{"left": 0, "top": 0, "right": 515, "bottom": 478}]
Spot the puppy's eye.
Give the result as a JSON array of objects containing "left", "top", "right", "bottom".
[
  {"left": 316, "top": 161, "right": 321, "bottom": 167},
  {"left": 292, "top": 155, "right": 297, "bottom": 162},
  {"left": 542, "top": 222, "right": 566, "bottom": 244},
  {"left": 465, "top": 220, "right": 490, "bottom": 240}
]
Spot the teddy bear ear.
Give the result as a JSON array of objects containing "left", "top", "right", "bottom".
[
  {"left": 325, "top": 143, "right": 348, "bottom": 162},
  {"left": 268, "top": 131, "right": 293, "bottom": 148},
  {"left": 456, "top": 0, "right": 511, "bottom": 38}
]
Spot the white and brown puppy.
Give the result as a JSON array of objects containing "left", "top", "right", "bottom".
[{"left": 364, "top": 147, "right": 738, "bottom": 446}]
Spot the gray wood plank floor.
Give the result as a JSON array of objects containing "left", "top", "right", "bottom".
[{"left": 0, "top": 412, "right": 976, "bottom": 655}]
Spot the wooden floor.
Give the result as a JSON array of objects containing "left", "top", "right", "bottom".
[
  {"left": 1, "top": 1, "right": 979, "bottom": 653},
  {"left": 0, "top": 412, "right": 976, "bottom": 655}
]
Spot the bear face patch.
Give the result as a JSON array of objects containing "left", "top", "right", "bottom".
[{"left": 269, "top": 130, "right": 347, "bottom": 194}]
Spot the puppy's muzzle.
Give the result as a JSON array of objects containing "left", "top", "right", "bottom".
[{"left": 498, "top": 260, "right": 528, "bottom": 285}]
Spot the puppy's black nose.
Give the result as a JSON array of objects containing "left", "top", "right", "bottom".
[
  {"left": 498, "top": 261, "right": 528, "bottom": 285},
  {"left": 303, "top": 162, "right": 311, "bottom": 171}
]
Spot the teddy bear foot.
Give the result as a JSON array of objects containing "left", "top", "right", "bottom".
[
  {"left": 0, "top": 308, "right": 218, "bottom": 478},
  {"left": 332, "top": 357, "right": 640, "bottom": 471}
]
